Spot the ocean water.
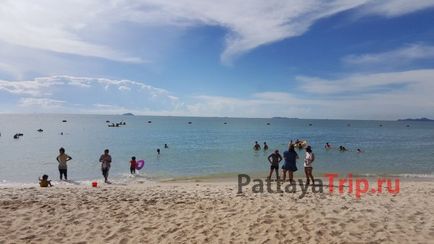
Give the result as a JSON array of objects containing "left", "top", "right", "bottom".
[{"left": 0, "top": 114, "right": 433, "bottom": 184}]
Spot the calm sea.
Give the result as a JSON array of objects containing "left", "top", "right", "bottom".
[{"left": 0, "top": 114, "right": 433, "bottom": 184}]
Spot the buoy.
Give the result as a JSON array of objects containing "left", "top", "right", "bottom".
[
  {"left": 136, "top": 160, "right": 145, "bottom": 170},
  {"left": 92, "top": 181, "right": 98, "bottom": 187}
]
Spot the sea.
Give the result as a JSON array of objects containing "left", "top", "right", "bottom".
[{"left": 0, "top": 114, "right": 433, "bottom": 185}]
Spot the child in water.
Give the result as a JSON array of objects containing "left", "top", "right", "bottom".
[
  {"left": 39, "top": 174, "right": 53, "bottom": 187},
  {"left": 130, "top": 156, "right": 137, "bottom": 174}
]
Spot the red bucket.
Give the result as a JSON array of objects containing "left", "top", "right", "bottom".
[{"left": 92, "top": 181, "right": 98, "bottom": 187}]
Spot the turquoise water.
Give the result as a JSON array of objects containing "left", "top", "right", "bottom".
[{"left": 0, "top": 114, "right": 433, "bottom": 183}]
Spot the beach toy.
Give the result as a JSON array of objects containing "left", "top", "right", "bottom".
[
  {"left": 92, "top": 181, "right": 98, "bottom": 187},
  {"left": 136, "top": 160, "right": 145, "bottom": 170}
]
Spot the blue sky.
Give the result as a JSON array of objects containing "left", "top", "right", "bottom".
[{"left": 1, "top": 0, "right": 434, "bottom": 119}]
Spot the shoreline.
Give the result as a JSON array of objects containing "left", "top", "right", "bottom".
[{"left": 2, "top": 171, "right": 434, "bottom": 188}]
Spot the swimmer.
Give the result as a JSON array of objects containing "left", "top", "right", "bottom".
[
  {"left": 157, "top": 148, "right": 161, "bottom": 155},
  {"left": 263, "top": 142, "right": 269, "bottom": 151},
  {"left": 253, "top": 141, "right": 261, "bottom": 151},
  {"left": 325, "top": 142, "right": 331, "bottom": 149},
  {"left": 339, "top": 146, "right": 347, "bottom": 151},
  {"left": 164, "top": 144, "right": 168, "bottom": 149},
  {"left": 357, "top": 148, "right": 363, "bottom": 153}
]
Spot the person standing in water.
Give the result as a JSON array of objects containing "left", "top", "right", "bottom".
[
  {"left": 253, "top": 141, "right": 261, "bottom": 151},
  {"left": 56, "top": 147, "right": 72, "bottom": 181},
  {"left": 130, "top": 156, "right": 137, "bottom": 175},
  {"left": 282, "top": 144, "right": 298, "bottom": 183},
  {"left": 99, "top": 149, "right": 112, "bottom": 183},
  {"left": 304, "top": 146, "right": 315, "bottom": 185},
  {"left": 267, "top": 149, "right": 282, "bottom": 180},
  {"left": 263, "top": 142, "right": 269, "bottom": 151}
]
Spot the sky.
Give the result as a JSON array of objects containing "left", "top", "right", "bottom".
[{"left": 1, "top": 0, "right": 434, "bottom": 119}]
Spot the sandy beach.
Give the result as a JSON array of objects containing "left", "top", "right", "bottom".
[{"left": 1, "top": 178, "right": 434, "bottom": 244}]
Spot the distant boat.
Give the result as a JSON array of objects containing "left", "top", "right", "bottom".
[
  {"left": 62, "top": 120, "right": 67, "bottom": 122},
  {"left": 14, "top": 133, "right": 23, "bottom": 139},
  {"left": 37, "top": 129, "right": 43, "bottom": 132},
  {"left": 122, "top": 113, "right": 134, "bottom": 116},
  {"left": 106, "top": 120, "right": 110, "bottom": 123}
]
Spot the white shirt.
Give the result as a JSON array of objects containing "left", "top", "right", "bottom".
[{"left": 304, "top": 152, "right": 314, "bottom": 167}]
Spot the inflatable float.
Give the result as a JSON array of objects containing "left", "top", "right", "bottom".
[
  {"left": 136, "top": 160, "right": 145, "bottom": 170},
  {"left": 293, "top": 140, "right": 308, "bottom": 149}
]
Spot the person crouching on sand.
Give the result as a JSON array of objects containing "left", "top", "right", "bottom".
[
  {"left": 304, "top": 146, "right": 315, "bottom": 185},
  {"left": 99, "top": 149, "right": 112, "bottom": 183},
  {"left": 267, "top": 149, "right": 282, "bottom": 181},
  {"left": 39, "top": 174, "right": 53, "bottom": 187},
  {"left": 130, "top": 156, "right": 137, "bottom": 175}
]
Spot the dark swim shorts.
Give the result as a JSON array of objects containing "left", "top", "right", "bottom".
[{"left": 270, "top": 164, "right": 279, "bottom": 170}]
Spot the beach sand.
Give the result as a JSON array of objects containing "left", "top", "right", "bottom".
[{"left": 1, "top": 178, "right": 434, "bottom": 244}]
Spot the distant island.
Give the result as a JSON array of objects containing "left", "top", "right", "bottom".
[
  {"left": 271, "top": 117, "right": 299, "bottom": 119},
  {"left": 122, "top": 113, "right": 135, "bottom": 116},
  {"left": 397, "top": 117, "right": 433, "bottom": 122}
]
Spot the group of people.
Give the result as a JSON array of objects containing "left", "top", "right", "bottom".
[
  {"left": 253, "top": 141, "right": 269, "bottom": 151},
  {"left": 265, "top": 142, "right": 315, "bottom": 184},
  {"left": 39, "top": 143, "right": 171, "bottom": 187},
  {"left": 39, "top": 148, "right": 144, "bottom": 187},
  {"left": 325, "top": 142, "right": 363, "bottom": 153}
]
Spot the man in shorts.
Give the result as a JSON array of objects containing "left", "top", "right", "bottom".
[
  {"left": 99, "top": 149, "right": 112, "bottom": 183},
  {"left": 267, "top": 149, "right": 282, "bottom": 181}
]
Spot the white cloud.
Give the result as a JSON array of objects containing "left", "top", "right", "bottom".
[
  {"left": 358, "top": 0, "right": 434, "bottom": 17},
  {"left": 0, "top": 75, "right": 181, "bottom": 113},
  {"left": 296, "top": 69, "right": 434, "bottom": 96},
  {"left": 0, "top": 77, "right": 61, "bottom": 96},
  {"left": 1, "top": 0, "right": 433, "bottom": 67},
  {"left": 1, "top": 69, "right": 434, "bottom": 119},
  {"left": 18, "top": 97, "right": 65, "bottom": 108},
  {"left": 0, "top": 1, "right": 143, "bottom": 63},
  {"left": 343, "top": 43, "right": 434, "bottom": 66}
]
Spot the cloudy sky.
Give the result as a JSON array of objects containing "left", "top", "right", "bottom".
[{"left": 1, "top": 0, "right": 434, "bottom": 119}]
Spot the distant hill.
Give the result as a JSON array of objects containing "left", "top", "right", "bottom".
[
  {"left": 122, "top": 113, "right": 135, "bottom": 116},
  {"left": 271, "top": 117, "right": 299, "bottom": 119},
  {"left": 397, "top": 117, "right": 433, "bottom": 122}
]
